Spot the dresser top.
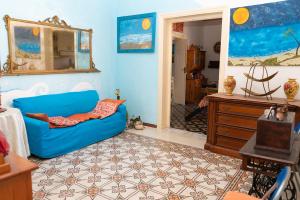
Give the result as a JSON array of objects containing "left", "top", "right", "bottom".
[
  {"left": 0, "top": 153, "right": 38, "bottom": 181},
  {"left": 208, "top": 93, "right": 300, "bottom": 107}
]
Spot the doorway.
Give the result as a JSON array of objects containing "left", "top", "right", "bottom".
[
  {"left": 170, "top": 19, "right": 222, "bottom": 133},
  {"left": 157, "top": 7, "right": 229, "bottom": 129}
]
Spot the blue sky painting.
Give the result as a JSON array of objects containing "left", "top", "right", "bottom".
[
  {"left": 118, "top": 13, "right": 156, "bottom": 53},
  {"left": 228, "top": 0, "right": 300, "bottom": 66}
]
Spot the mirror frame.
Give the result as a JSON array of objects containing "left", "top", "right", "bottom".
[{"left": 2, "top": 15, "right": 100, "bottom": 75}]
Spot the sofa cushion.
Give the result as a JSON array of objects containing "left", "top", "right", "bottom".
[
  {"left": 91, "top": 99, "right": 126, "bottom": 119},
  {"left": 14, "top": 90, "right": 99, "bottom": 117}
]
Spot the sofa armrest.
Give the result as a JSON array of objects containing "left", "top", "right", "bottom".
[
  {"left": 117, "top": 104, "right": 127, "bottom": 118},
  {"left": 23, "top": 116, "right": 50, "bottom": 133}
]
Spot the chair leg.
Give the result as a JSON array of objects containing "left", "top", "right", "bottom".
[{"left": 284, "top": 174, "right": 297, "bottom": 200}]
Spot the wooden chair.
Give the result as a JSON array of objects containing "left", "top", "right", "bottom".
[{"left": 224, "top": 167, "right": 291, "bottom": 200}]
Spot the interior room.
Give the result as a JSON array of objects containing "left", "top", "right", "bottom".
[
  {"left": 171, "top": 19, "right": 221, "bottom": 133},
  {"left": 52, "top": 30, "right": 75, "bottom": 70},
  {"left": 0, "top": 0, "right": 300, "bottom": 200}
]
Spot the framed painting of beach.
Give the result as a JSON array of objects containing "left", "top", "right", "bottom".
[
  {"left": 117, "top": 12, "right": 156, "bottom": 53},
  {"left": 228, "top": 0, "right": 300, "bottom": 66},
  {"left": 14, "top": 26, "right": 41, "bottom": 59}
]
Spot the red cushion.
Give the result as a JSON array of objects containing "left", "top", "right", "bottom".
[{"left": 90, "top": 99, "right": 126, "bottom": 119}]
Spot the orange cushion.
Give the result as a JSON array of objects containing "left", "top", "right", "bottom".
[
  {"left": 90, "top": 99, "right": 126, "bottom": 119},
  {"left": 26, "top": 113, "right": 49, "bottom": 122},
  {"left": 224, "top": 191, "right": 260, "bottom": 200},
  {"left": 26, "top": 113, "right": 79, "bottom": 128},
  {"left": 68, "top": 113, "right": 98, "bottom": 121}
]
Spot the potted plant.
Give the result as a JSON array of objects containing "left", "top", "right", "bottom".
[{"left": 128, "top": 116, "right": 144, "bottom": 130}]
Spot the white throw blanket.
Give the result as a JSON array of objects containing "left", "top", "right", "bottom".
[{"left": 0, "top": 108, "right": 30, "bottom": 158}]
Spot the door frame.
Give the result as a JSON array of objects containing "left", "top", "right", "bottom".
[{"left": 157, "top": 7, "right": 229, "bottom": 128}]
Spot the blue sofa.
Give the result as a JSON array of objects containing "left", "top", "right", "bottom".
[{"left": 13, "top": 90, "right": 127, "bottom": 158}]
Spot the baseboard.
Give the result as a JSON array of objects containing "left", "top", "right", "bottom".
[{"left": 143, "top": 122, "right": 157, "bottom": 128}]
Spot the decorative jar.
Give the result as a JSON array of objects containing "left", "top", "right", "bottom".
[
  {"left": 224, "top": 76, "right": 236, "bottom": 96},
  {"left": 284, "top": 78, "right": 299, "bottom": 102}
]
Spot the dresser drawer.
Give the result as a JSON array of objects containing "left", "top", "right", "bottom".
[
  {"left": 216, "top": 125, "right": 254, "bottom": 140},
  {"left": 216, "top": 114, "right": 257, "bottom": 129},
  {"left": 218, "top": 103, "right": 264, "bottom": 117},
  {"left": 215, "top": 135, "right": 246, "bottom": 150}
]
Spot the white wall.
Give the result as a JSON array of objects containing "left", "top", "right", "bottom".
[
  {"left": 184, "top": 22, "right": 203, "bottom": 46},
  {"left": 184, "top": 20, "right": 222, "bottom": 83},
  {"left": 226, "top": 66, "right": 299, "bottom": 99},
  {"left": 201, "top": 20, "right": 222, "bottom": 84}
]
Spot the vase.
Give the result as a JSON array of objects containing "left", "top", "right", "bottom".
[
  {"left": 284, "top": 78, "right": 299, "bottom": 102},
  {"left": 224, "top": 76, "right": 236, "bottom": 96}
]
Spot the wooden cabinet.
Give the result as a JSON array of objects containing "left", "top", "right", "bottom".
[
  {"left": 0, "top": 153, "right": 38, "bottom": 200},
  {"left": 204, "top": 93, "right": 300, "bottom": 158},
  {"left": 186, "top": 45, "right": 206, "bottom": 73},
  {"left": 185, "top": 45, "right": 206, "bottom": 104}
]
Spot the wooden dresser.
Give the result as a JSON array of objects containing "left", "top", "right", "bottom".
[
  {"left": 0, "top": 153, "right": 38, "bottom": 200},
  {"left": 204, "top": 93, "right": 300, "bottom": 158}
]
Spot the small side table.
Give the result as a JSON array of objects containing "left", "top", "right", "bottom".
[
  {"left": 0, "top": 153, "right": 38, "bottom": 200},
  {"left": 240, "top": 134, "right": 300, "bottom": 199},
  {"left": 0, "top": 108, "right": 30, "bottom": 158}
]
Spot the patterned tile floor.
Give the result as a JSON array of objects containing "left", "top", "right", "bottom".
[
  {"left": 171, "top": 103, "right": 207, "bottom": 134},
  {"left": 31, "top": 132, "right": 252, "bottom": 200}
]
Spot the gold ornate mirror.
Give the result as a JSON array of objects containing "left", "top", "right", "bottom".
[{"left": 2, "top": 15, "right": 99, "bottom": 75}]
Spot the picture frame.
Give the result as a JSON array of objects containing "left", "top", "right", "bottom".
[
  {"left": 78, "top": 31, "right": 90, "bottom": 53},
  {"left": 2, "top": 15, "right": 98, "bottom": 75},
  {"left": 117, "top": 12, "right": 156, "bottom": 53},
  {"left": 228, "top": 1, "right": 300, "bottom": 66}
]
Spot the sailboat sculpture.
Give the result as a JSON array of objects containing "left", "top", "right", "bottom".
[{"left": 241, "top": 63, "right": 280, "bottom": 100}]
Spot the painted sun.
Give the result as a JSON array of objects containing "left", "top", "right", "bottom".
[
  {"left": 233, "top": 7, "right": 250, "bottom": 25},
  {"left": 142, "top": 18, "right": 151, "bottom": 30},
  {"left": 32, "top": 27, "right": 40, "bottom": 37}
]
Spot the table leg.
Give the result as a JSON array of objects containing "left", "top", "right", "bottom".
[
  {"left": 241, "top": 157, "right": 249, "bottom": 171},
  {"left": 248, "top": 172, "right": 275, "bottom": 198}
]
